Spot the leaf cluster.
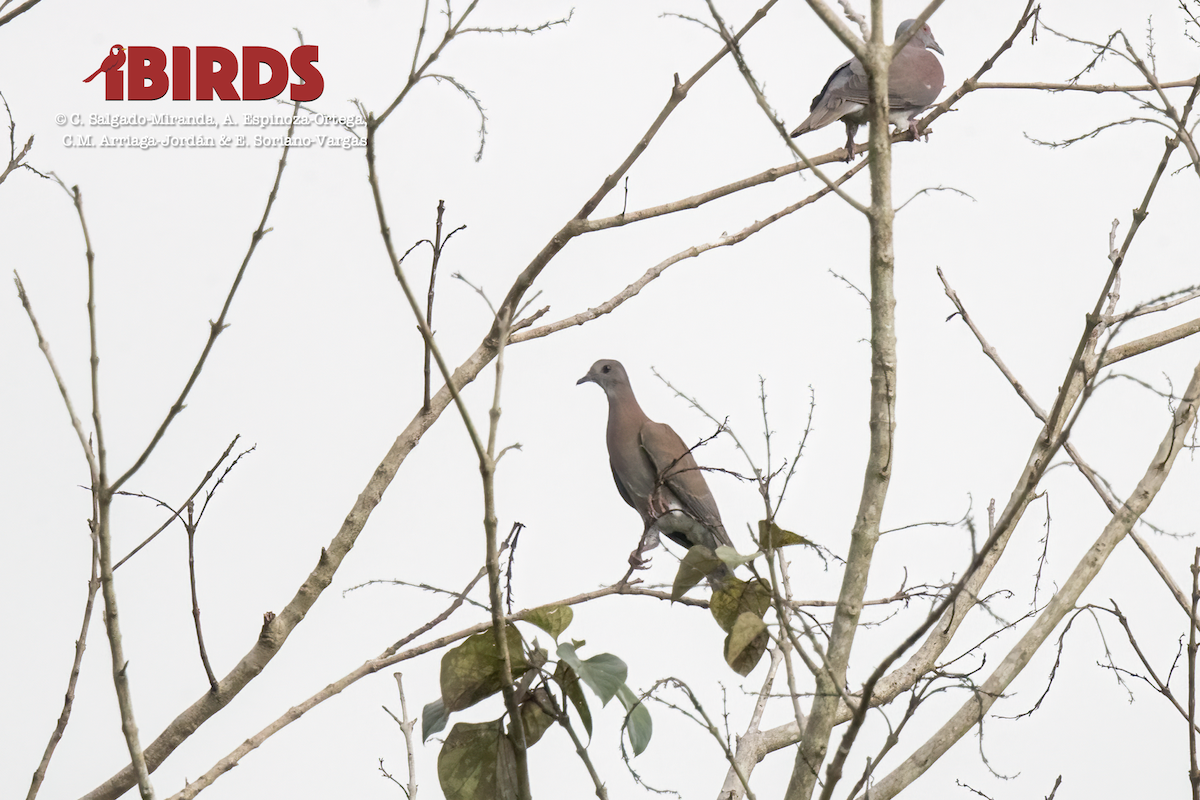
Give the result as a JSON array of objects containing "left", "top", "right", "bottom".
[{"left": 422, "top": 608, "right": 652, "bottom": 800}]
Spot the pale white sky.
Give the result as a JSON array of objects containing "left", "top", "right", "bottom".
[{"left": 2, "top": 1, "right": 1198, "bottom": 798}]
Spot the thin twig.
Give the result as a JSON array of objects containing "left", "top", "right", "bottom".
[
  {"left": 25, "top": 512, "right": 101, "bottom": 800},
  {"left": 1190, "top": 549, "right": 1200, "bottom": 800},
  {"left": 976, "top": 78, "right": 1196, "bottom": 92},
  {"left": 376, "top": 0, "right": 482, "bottom": 127},
  {"left": 542, "top": 689, "right": 607, "bottom": 799},
  {"left": 1103, "top": 602, "right": 1200, "bottom": 729},
  {"left": 114, "top": 436, "right": 242, "bottom": 570},
  {"left": 641, "top": 678, "right": 757, "bottom": 799},
  {"left": 383, "top": 673, "right": 419, "bottom": 799},
  {"left": 185, "top": 502, "right": 218, "bottom": 691},
  {"left": 13, "top": 272, "right": 98, "bottom": 479},
  {"left": 0, "top": 130, "right": 33, "bottom": 184},
  {"left": 422, "top": 201, "right": 444, "bottom": 411},
  {"left": 110, "top": 104, "right": 301, "bottom": 494},
  {"left": 70, "top": 175, "right": 156, "bottom": 800},
  {"left": 422, "top": 201, "right": 467, "bottom": 412}
]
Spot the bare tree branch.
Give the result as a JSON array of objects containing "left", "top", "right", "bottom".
[
  {"left": 0, "top": 0, "right": 44, "bottom": 28},
  {"left": 857, "top": 353, "right": 1200, "bottom": 800}
]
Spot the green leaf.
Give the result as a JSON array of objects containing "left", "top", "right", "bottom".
[
  {"left": 422, "top": 697, "right": 450, "bottom": 742},
  {"left": 525, "top": 605, "right": 573, "bottom": 640},
  {"left": 528, "top": 641, "right": 549, "bottom": 671},
  {"left": 710, "top": 577, "right": 772, "bottom": 633},
  {"left": 758, "top": 520, "right": 814, "bottom": 550},
  {"left": 724, "top": 612, "right": 769, "bottom": 676},
  {"left": 715, "top": 545, "right": 761, "bottom": 569},
  {"left": 553, "top": 661, "right": 593, "bottom": 738},
  {"left": 441, "top": 627, "right": 529, "bottom": 713},
  {"left": 437, "top": 720, "right": 519, "bottom": 800},
  {"left": 556, "top": 641, "right": 585, "bottom": 674},
  {"left": 556, "top": 643, "right": 627, "bottom": 706},
  {"left": 577, "top": 653, "right": 627, "bottom": 707},
  {"left": 672, "top": 545, "right": 723, "bottom": 601},
  {"left": 616, "top": 683, "right": 653, "bottom": 756},
  {"left": 710, "top": 578, "right": 746, "bottom": 632},
  {"left": 515, "top": 688, "right": 555, "bottom": 747}
]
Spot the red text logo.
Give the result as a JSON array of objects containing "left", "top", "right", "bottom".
[{"left": 93, "top": 46, "right": 323, "bottom": 101}]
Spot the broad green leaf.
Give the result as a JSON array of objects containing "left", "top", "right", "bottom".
[
  {"left": 525, "top": 605, "right": 573, "bottom": 640},
  {"left": 556, "top": 643, "right": 627, "bottom": 706},
  {"left": 758, "top": 520, "right": 814, "bottom": 550},
  {"left": 724, "top": 612, "right": 769, "bottom": 676},
  {"left": 514, "top": 688, "right": 555, "bottom": 746},
  {"left": 437, "top": 720, "right": 519, "bottom": 800},
  {"left": 553, "top": 661, "right": 593, "bottom": 738},
  {"left": 710, "top": 577, "right": 772, "bottom": 633},
  {"left": 672, "top": 545, "right": 723, "bottom": 601},
  {"left": 577, "top": 653, "right": 627, "bottom": 707},
  {"left": 616, "top": 683, "right": 653, "bottom": 756},
  {"left": 556, "top": 641, "right": 585, "bottom": 675},
  {"left": 422, "top": 697, "right": 450, "bottom": 742},
  {"left": 441, "top": 627, "right": 529, "bottom": 712},
  {"left": 715, "top": 545, "right": 761, "bottom": 569}
]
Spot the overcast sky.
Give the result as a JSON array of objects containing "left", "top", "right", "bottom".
[{"left": 3, "top": 1, "right": 1199, "bottom": 798}]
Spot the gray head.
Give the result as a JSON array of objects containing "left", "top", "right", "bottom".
[
  {"left": 895, "top": 19, "right": 944, "bottom": 55},
  {"left": 577, "top": 359, "right": 632, "bottom": 395}
]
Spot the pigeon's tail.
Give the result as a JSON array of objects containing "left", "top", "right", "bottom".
[
  {"left": 789, "top": 108, "right": 832, "bottom": 138},
  {"left": 790, "top": 98, "right": 861, "bottom": 138}
]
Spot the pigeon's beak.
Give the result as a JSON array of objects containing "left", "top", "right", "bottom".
[
  {"left": 929, "top": 40, "right": 944, "bottom": 56},
  {"left": 576, "top": 374, "right": 594, "bottom": 386}
]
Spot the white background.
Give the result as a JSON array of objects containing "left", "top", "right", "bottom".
[{"left": 2, "top": 1, "right": 1198, "bottom": 798}]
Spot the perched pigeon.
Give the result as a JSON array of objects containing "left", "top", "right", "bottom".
[
  {"left": 578, "top": 359, "right": 732, "bottom": 586},
  {"left": 790, "top": 19, "right": 944, "bottom": 161}
]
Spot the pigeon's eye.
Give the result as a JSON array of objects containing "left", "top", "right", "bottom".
[{"left": 602, "top": 365, "right": 611, "bottom": 373}]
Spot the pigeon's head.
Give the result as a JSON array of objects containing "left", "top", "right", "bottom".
[
  {"left": 577, "top": 359, "right": 632, "bottom": 395},
  {"left": 896, "top": 19, "right": 943, "bottom": 55}
]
